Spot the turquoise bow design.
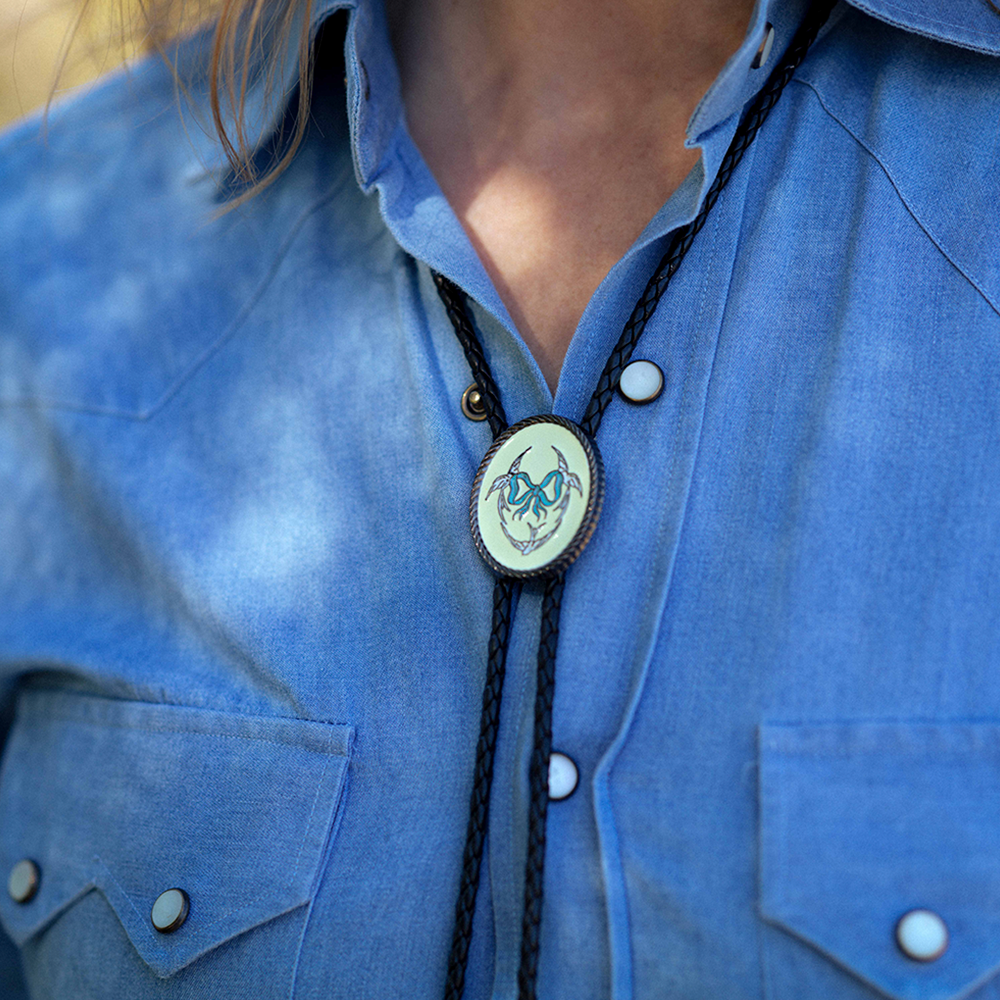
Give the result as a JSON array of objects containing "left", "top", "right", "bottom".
[
  {"left": 486, "top": 444, "right": 584, "bottom": 556},
  {"left": 507, "top": 469, "right": 565, "bottom": 520}
]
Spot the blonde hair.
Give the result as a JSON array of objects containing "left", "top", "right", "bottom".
[
  {"left": 204, "top": 0, "right": 316, "bottom": 196},
  {"left": 22, "top": 0, "right": 317, "bottom": 199}
]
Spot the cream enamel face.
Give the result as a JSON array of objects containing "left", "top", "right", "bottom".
[{"left": 470, "top": 416, "right": 603, "bottom": 578}]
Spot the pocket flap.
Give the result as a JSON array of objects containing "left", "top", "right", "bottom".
[
  {"left": 760, "top": 722, "right": 1000, "bottom": 1000},
  {"left": 0, "top": 690, "right": 352, "bottom": 977}
]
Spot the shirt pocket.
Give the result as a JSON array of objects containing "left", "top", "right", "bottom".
[
  {"left": 759, "top": 722, "right": 1000, "bottom": 1000},
  {"left": 0, "top": 689, "right": 352, "bottom": 979}
]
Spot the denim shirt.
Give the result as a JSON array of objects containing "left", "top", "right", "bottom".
[{"left": 2, "top": 0, "right": 1000, "bottom": 997}]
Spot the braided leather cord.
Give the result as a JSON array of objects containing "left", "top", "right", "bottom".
[
  {"left": 580, "top": 0, "right": 837, "bottom": 439},
  {"left": 516, "top": 574, "right": 564, "bottom": 1000},
  {"left": 437, "top": 269, "right": 517, "bottom": 998},
  {"left": 434, "top": 271, "right": 509, "bottom": 438},
  {"left": 444, "top": 576, "right": 517, "bottom": 1000},
  {"left": 434, "top": 3, "right": 837, "bottom": 996}
]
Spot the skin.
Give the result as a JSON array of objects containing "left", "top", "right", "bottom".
[{"left": 388, "top": 0, "right": 758, "bottom": 391}]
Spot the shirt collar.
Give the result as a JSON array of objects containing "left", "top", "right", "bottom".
[
  {"left": 845, "top": 0, "right": 1000, "bottom": 55},
  {"left": 240, "top": 0, "right": 1000, "bottom": 184},
  {"left": 687, "top": 0, "right": 813, "bottom": 143},
  {"left": 205, "top": 0, "right": 355, "bottom": 178},
  {"left": 206, "top": 0, "right": 1000, "bottom": 404}
]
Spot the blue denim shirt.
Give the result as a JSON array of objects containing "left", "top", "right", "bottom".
[{"left": 2, "top": 0, "right": 1000, "bottom": 997}]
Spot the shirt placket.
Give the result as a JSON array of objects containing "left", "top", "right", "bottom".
[{"left": 341, "top": 2, "right": 801, "bottom": 998}]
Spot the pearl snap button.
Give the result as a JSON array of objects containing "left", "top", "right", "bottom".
[
  {"left": 151, "top": 888, "right": 190, "bottom": 934},
  {"left": 896, "top": 909, "right": 948, "bottom": 962},
  {"left": 548, "top": 752, "right": 579, "bottom": 801},
  {"left": 7, "top": 859, "right": 40, "bottom": 904},
  {"left": 618, "top": 360, "right": 664, "bottom": 404},
  {"left": 752, "top": 23, "right": 775, "bottom": 69}
]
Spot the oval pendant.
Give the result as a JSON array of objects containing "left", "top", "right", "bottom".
[{"left": 470, "top": 415, "right": 604, "bottom": 579}]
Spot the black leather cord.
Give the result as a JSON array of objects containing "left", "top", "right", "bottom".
[
  {"left": 444, "top": 576, "right": 517, "bottom": 1000},
  {"left": 516, "top": 574, "right": 564, "bottom": 1000},
  {"left": 437, "top": 270, "right": 519, "bottom": 999},
  {"left": 435, "top": 3, "right": 837, "bottom": 995},
  {"left": 433, "top": 271, "right": 509, "bottom": 439}
]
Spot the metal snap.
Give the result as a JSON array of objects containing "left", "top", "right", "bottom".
[
  {"left": 618, "top": 360, "right": 664, "bottom": 404},
  {"left": 896, "top": 909, "right": 949, "bottom": 962},
  {"left": 548, "top": 752, "right": 579, "bottom": 801},
  {"left": 461, "top": 383, "right": 488, "bottom": 421},
  {"left": 752, "top": 23, "right": 775, "bottom": 69},
  {"left": 151, "top": 888, "right": 190, "bottom": 934},
  {"left": 7, "top": 859, "right": 40, "bottom": 904}
]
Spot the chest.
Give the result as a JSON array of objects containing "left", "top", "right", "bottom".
[{"left": 5, "top": 37, "right": 1000, "bottom": 999}]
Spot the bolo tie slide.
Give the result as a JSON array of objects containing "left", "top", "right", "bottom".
[{"left": 432, "top": 4, "right": 836, "bottom": 996}]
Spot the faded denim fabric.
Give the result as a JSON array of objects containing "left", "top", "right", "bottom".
[{"left": 2, "top": 0, "right": 1000, "bottom": 998}]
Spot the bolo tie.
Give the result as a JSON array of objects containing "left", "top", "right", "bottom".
[{"left": 432, "top": 2, "right": 836, "bottom": 996}]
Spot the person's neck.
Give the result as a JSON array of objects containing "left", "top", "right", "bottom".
[
  {"left": 389, "top": 0, "right": 755, "bottom": 121},
  {"left": 388, "top": 0, "right": 757, "bottom": 392}
]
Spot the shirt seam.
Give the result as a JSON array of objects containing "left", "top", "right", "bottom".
[
  {"left": 17, "top": 718, "right": 351, "bottom": 751},
  {"left": 792, "top": 77, "right": 1000, "bottom": 320},
  {"left": 0, "top": 180, "right": 351, "bottom": 422}
]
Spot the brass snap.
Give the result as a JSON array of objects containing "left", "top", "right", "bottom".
[{"left": 461, "top": 384, "right": 488, "bottom": 421}]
